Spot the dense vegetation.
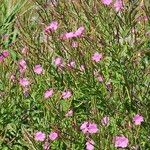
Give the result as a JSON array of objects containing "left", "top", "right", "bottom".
[{"left": 0, "top": 0, "right": 150, "bottom": 149}]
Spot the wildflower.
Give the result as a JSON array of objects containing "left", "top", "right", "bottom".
[
  {"left": 54, "top": 57, "right": 63, "bottom": 67},
  {"left": 80, "top": 122, "right": 98, "bottom": 134},
  {"left": 97, "top": 75, "right": 103, "bottom": 82},
  {"left": 71, "top": 41, "right": 78, "bottom": 48},
  {"left": 61, "top": 26, "right": 84, "bottom": 40},
  {"left": 18, "top": 59, "right": 27, "bottom": 73},
  {"left": 74, "top": 26, "right": 85, "bottom": 37},
  {"left": 45, "top": 21, "right": 58, "bottom": 33},
  {"left": 43, "top": 141, "right": 50, "bottom": 150},
  {"left": 21, "top": 46, "right": 28, "bottom": 55},
  {"left": 65, "top": 110, "right": 73, "bottom": 117},
  {"left": 114, "top": 135, "right": 129, "bottom": 148},
  {"left": 92, "top": 52, "right": 102, "bottom": 62},
  {"left": 86, "top": 139, "right": 95, "bottom": 150},
  {"left": 61, "top": 32, "right": 75, "bottom": 40},
  {"left": 67, "top": 61, "right": 76, "bottom": 68},
  {"left": 133, "top": 114, "right": 144, "bottom": 125},
  {"left": 0, "top": 55, "right": 4, "bottom": 62},
  {"left": 101, "top": 116, "right": 109, "bottom": 126},
  {"left": 2, "top": 50, "right": 9, "bottom": 58},
  {"left": 19, "top": 78, "right": 30, "bottom": 87},
  {"left": 34, "top": 131, "right": 46, "bottom": 142},
  {"left": 101, "top": 0, "right": 112, "bottom": 5},
  {"left": 62, "top": 90, "right": 72, "bottom": 99},
  {"left": 49, "top": 131, "right": 58, "bottom": 141},
  {"left": 33, "top": 64, "right": 43, "bottom": 74},
  {"left": 80, "top": 65, "right": 85, "bottom": 72},
  {"left": 10, "top": 74, "right": 16, "bottom": 82},
  {"left": 44, "top": 89, "right": 54, "bottom": 99},
  {"left": 114, "top": 0, "right": 123, "bottom": 12},
  {"left": 137, "top": 16, "right": 148, "bottom": 22}
]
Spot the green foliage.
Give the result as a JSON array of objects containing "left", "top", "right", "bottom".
[{"left": 0, "top": 0, "right": 150, "bottom": 149}]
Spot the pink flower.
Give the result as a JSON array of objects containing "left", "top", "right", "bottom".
[
  {"left": 137, "top": 16, "right": 148, "bottom": 22},
  {"left": 2, "top": 50, "right": 9, "bottom": 58},
  {"left": 88, "top": 123, "right": 99, "bottom": 134},
  {"left": 67, "top": 61, "right": 76, "bottom": 68},
  {"left": 43, "top": 141, "right": 50, "bottom": 150},
  {"left": 33, "top": 64, "right": 43, "bottom": 74},
  {"left": 61, "top": 32, "right": 75, "bottom": 40},
  {"left": 80, "top": 122, "right": 89, "bottom": 133},
  {"left": 10, "top": 74, "right": 16, "bottom": 82},
  {"left": 71, "top": 41, "right": 78, "bottom": 48},
  {"left": 44, "top": 89, "right": 54, "bottom": 99},
  {"left": 18, "top": 59, "right": 27, "bottom": 73},
  {"left": 45, "top": 21, "right": 58, "bottom": 33},
  {"left": 49, "top": 131, "right": 58, "bottom": 141},
  {"left": 61, "top": 26, "right": 84, "bottom": 40},
  {"left": 62, "top": 90, "right": 72, "bottom": 99},
  {"left": 101, "top": 0, "right": 112, "bottom": 5},
  {"left": 19, "top": 78, "right": 30, "bottom": 87},
  {"left": 92, "top": 52, "right": 102, "bottom": 62},
  {"left": 74, "top": 26, "right": 85, "bottom": 37},
  {"left": 80, "top": 65, "right": 85, "bottom": 72},
  {"left": 133, "top": 114, "right": 144, "bottom": 125},
  {"left": 101, "top": 116, "right": 109, "bottom": 126},
  {"left": 54, "top": 57, "right": 63, "bottom": 67},
  {"left": 80, "top": 122, "right": 98, "bottom": 134},
  {"left": 86, "top": 139, "right": 95, "bottom": 150},
  {"left": 114, "top": 136, "right": 129, "bottom": 148},
  {"left": 34, "top": 131, "right": 46, "bottom": 142},
  {"left": 0, "top": 55, "right": 4, "bottom": 62},
  {"left": 97, "top": 75, "right": 103, "bottom": 82},
  {"left": 114, "top": 0, "right": 123, "bottom": 12},
  {"left": 21, "top": 46, "right": 28, "bottom": 55},
  {"left": 65, "top": 110, "right": 73, "bottom": 117}
]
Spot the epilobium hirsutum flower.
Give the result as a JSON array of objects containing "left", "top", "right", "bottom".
[
  {"left": 60, "top": 26, "right": 85, "bottom": 40},
  {"left": 10, "top": 74, "right": 16, "bottom": 82},
  {"left": 67, "top": 61, "right": 76, "bottom": 68},
  {"left": 34, "top": 131, "right": 46, "bottom": 142},
  {"left": 86, "top": 139, "right": 95, "bottom": 150},
  {"left": 54, "top": 57, "right": 63, "bottom": 67},
  {"left": 101, "top": 116, "right": 109, "bottom": 126},
  {"left": 74, "top": 26, "right": 85, "bottom": 37},
  {"left": 80, "top": 65, "right": 85, "bottom": 72},
  {"left": 60, "top": 32, "right": 75, "bottom": 40},
  {"left": 97, "top": 75, "right": 103, "bottom": 82},
  {"left": 101, "top": 0, "right": 112, "bottom": 5},
  {"left": 45, "top": 21, "right": 58, "bottom": 33},
  {"left": 2, "top": 50, "right": 9, "bottom": 58},
  {"left": 80, "top": 122, "right": 99, "bottom": 134},
  {"left": 62, "top": 90, "right": 72, "bottom": 99},
  {"left": 18, "top": 59, "right": 27, "bottom": 73},
  {"left": 43, "top": 141, "right": 50, "bottom": 150},
  {"left": 133, "top": 114, "right": 144, "bottom": 125},
  {"left": 33, "top": 64, "right": 43, "bottom": 74},
  {"left": 0, "top": 55, "right": 4, "bottom": 62},
  {"left": 114, "top": 135, "right": 129, "bottom": 148},
  {"left": 44, "top": 89, "right": 54, "bottom": 99},
  {"left": 49, "top": 131, "right": 58, "bottom": 141},
  {"left": 92, "top": 52, "right": 102, "bottom": 62},
  {"left": 65, "top": 110, "right": 73, "bottom": 117},
  {"left": 114, "top": 0, "right": 123, "bottom": 12},
  {"left": 71, "top": 41, "right": 78, "bottom": 48},
  {"left": 19, "top": 78, "right": 30, "bottom": 87},
  {"left": 21, "top": 46, "right": 28, "bottom": 55}
]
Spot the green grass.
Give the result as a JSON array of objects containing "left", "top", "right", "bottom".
[{"left": 0, "top": 0, "right": 150, "bottom": 149}]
